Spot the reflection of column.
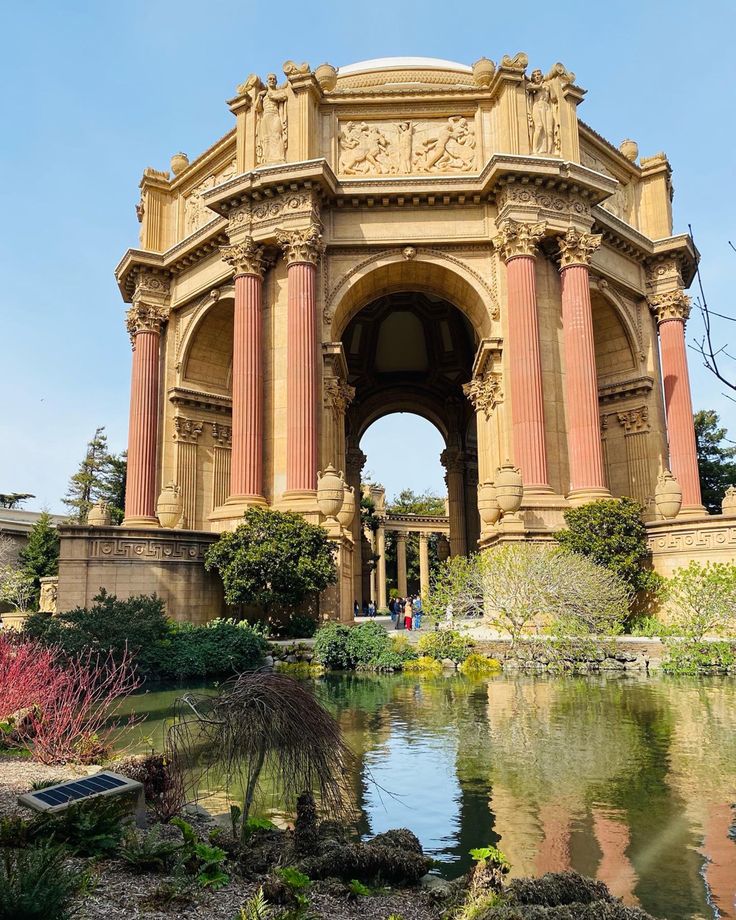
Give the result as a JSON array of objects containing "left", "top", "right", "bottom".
[
  {"left": 558, "top": 228, "right": 610, "bottom": 501},
  {"left": 650, "top": 291, "right": 704, "bottom": 512},
  {"left": 701, "top": 803, "right": 736, "bottom": 920},
  {"left": 617, "top": 407, "right": 651, "bottom": 504},
  {"left": 376, "top": 524, "right": 387, "bottom": 609},
  {"left": 345, "top": 443, "right": 366, "bottom": 607},
  {"left": 173, "top": 416, "right": 203, "bottom": 529},
  {"left": 592, "top": 808, "right": 638, "bottom": 906},
  {"left": 220, "top": 238, "right": 267, "bottom": 504},
  {"left": 419, "top": 532, "right": 430, "bottom": 600},
  {"left": 277, "top": 225, "right": 324, "bottom": 496},
  {"left": 124, "top": 300, "right": 167, "bottom": 526},
  {"left": 535, "top": 803, "right": 572, "bottom": 876},
  {"left": 441, "top": 449, "right": 467, "bottom": 556},
  {"left": 494, "top": 219, "right": 550, "bottom": 489},
  {"left": 396, "top": 532, "right": 408, "bottom": 597},
  {"left": 211, "top": 423, "right": 232, "bottom": 510}
]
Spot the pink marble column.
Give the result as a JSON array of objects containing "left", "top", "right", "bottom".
[
  {"left": 277, "top": 226, "right": 323, "bottom": 495},
  {"left": 495, "top": 220, "right": 550, "bottom": 490},
  {"left": 558, "top": 228, "right": 609, "bottom": 499},
  {"left": 124, "top": 304, "right": 165, "bottom": 525},
  {"left": 230, "top": 272, "right": 264, "bottom": 500},
  {"left": 652, "top": 292, "right": 703, "bottom": 510}
]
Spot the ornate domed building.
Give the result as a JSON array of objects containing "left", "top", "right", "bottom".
[{"left": 56, "top": 55, "right": 736, "bottom": 621}]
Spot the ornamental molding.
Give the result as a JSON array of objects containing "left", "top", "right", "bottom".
[
  {"left": 648, "top": 290, "right": 691, "bottom": 325},
  {"left": 496, "top": 182, "right": 592, "bottom": 223},
  {"left": 168, "top": 385, "right": 232, "bottom": 415},
  {"left": 493, "top": 219, "right": 546, "bottom": 261},
  {"left": 324, "top": 377, "right": 355, "bottom": 414},
  {"left": 463, "top": 371, "right": 503, "bottom": 417},
  {"left": 173, "top": 416, "right": 204, "bottom": 444},
  {"left": 220, "top": 237, "right": 269, "bottom": 277},
  {"left": 616, "top": 405, "right": 650, "bottom": 435},
  {"left": 597, "top": 375, "right": 653, "bottom": 405},
  {"left": 276, "top": 223, "right": 325, "bottom": 265},
  {"left": 88, "top": 536, "right": 214, "bottom": 562},
  {"left": 125, "top": 302, "right": 169, "bottom": 341},
  {"left": 133, "top": 268, "right": 171, "bottom": 298},
  {"left": 211, "top": 422, "right": 232, "bottom": 447},
  {"left": 440, "top": 448, "right": 466, "bottom": 474},
  {"left": 558, "top": 227, "right": 602, "bottom": 268},
  {"left": 345, "top": 446, "right": 367, "bottom": 478}
]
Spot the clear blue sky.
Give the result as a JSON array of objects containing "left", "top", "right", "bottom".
[{"left": 1, "top": 0, "right": 734, "bottom": 511}]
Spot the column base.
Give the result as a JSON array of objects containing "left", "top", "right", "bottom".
[
  {"left": 274, "top": 490, "right": 321, "bottom": 523},
  {"left": 566, "top": 487, "right": 612, "bottom": 507},
  {"left": 208, "top": 494, "right": 268, "bottom": 532},
  {"left": 676, "top": 504, "right": 709, "bottom": 520},
  {"left": 121, "top": 515, "right": 160, "bottom": 529},
  {"left": 499, "top": 512, "right": 526, "bottom": 535}
]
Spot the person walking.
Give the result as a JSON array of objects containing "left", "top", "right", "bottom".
[
  {"left": 388, "top": 597, "right": 396, "bottom": 620},
  {"left": 368, "top": 600, "right": 376, "bottom": 617},
  {"left": 413, "top": 595, "right": 423, "bottom": 630},
  {"left": 395, "top": 597, "right": 404, "bottom": 629},
  {"left": 354, "top": 599, "right": 360, "bottom": 619}
]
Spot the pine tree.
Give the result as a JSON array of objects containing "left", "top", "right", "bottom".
[
  {"left": 18, "top": 511, "right": 59, "bottom": 606},
  {"left": 63, "top": 427, "right": 112, "bottom": 522},
  {"left": 98, "top": 451, "right": 127, "bottom": 524},
  {"left": 694, "top": 410, "right": 736, "bottom": 513}
]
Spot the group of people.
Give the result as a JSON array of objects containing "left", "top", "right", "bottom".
[
  {"left": 389, "top": 594, "right": 423, "bottom": 631},
  {"left": 353, "top": 595, "right": 424, "bottom": 630}
]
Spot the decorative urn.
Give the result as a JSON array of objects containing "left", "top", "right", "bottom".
[
  {"left": 721, "top": 484, "right": 736, "bottom": 518},
  {"left": 87, "top": 501, "right": 112, "bottom": 526},
  {"left": 337, "top": 484, "right": 356, "bottom": 528},
  {"left": 477, "top": 481, "right": 501, "bottom": 526},
  {"left": 314, "top": 62, "right": 338, "bottom": 92},
  {"left": 654, "top": 470, "right": 682, "bottom": 520},
  {"left": 472, "top": 57, "right": 495, "bottom": 87},
  {"left": 317, "top": 465, "right": 345, "bottom": 521},
  {"left": 494, "top": 461, "right": 523, "bottom": 515},
  {"left": 157, "top": 481, "right": 182, "bottom": 529},
  {"left": 170, "top": 152, "right": 189, "bottom": 175},
  {"left": 437, "top": 535, "right": 451, "bottom": 562},
  {"left": 619, "top": 139, "right": 639, "bottom": 162}
]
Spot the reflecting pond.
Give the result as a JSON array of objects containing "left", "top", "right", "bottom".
[{"left": 120, "top": 673, "right": 736, "bottom": 920}]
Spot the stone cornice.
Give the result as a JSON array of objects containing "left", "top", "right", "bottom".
[
  {"left": 167, "top": 386, "right": 232, "bottom": 414},
  {"left": 597, "top": 375, "right": 654, "bottom": 405}
]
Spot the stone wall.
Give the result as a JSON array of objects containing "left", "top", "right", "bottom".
[
  {"left": 646, "top": 515, "right": 736, "bottom": 577},
  {"left": 475, "top": 636, "right": 667, "bottom": 672},
  {"left": 56, "top": 526, "right": 224, "bottom": 624}
]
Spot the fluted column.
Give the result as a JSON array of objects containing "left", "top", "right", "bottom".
[
  {"left": 376, "top": 524, "right": 387, "bottom": 610},
  {"left": 211, "top": 423, "right": 232, "bottom": 510},
  {"left": 442, "top": 448, "right": 467, "bottom": 556},
  {"left": 616, "top": 407, "right": 652, "bottom": 505},
  {"left": 418, "top": 532, "right": 430, "bottom": 600},
  {"left": 173, "top": 416, "right": 203, "bottom": 528},
  {"left": 221, "top": 239, "right": 267, "bottom": 506},
  {"left": 494, "top": 219, "right": 550, "bottom": 490},
  {"left": 558, "top": 228, "right": 610, "bottom": 502},
  {"left": 650, "top": 291, "right": 704, "bottom": 513},
  {"left": 345, "top": 443, "right": 366, "bottom": 607},
  {"left": 396, "top": 532, "right": 408, "bottom": 597},
  {"left": 123, "top": 301, "right": 167, "bottom": 527},
  {"left": 277, "top": 225, "right": 324, "bottom": 497}
]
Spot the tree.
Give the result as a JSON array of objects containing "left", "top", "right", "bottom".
[
  {"left": 0, "top": 567, "right": 35, "bottom": 612},
  {"left": 0, "top": 492, "right": 35, "bottom": 509},
  {"left": 63, "top": 427, "right": 126, "bottom": 523},
  {"left": 556, "top": 499, "right": 659, "bottom": 597},
  {"left": 694, "top": 410, "right": 736, "bottom": 513},
  {"left": 204, "top": 508, "right": 337, "bottom": 613},
  {"left": 428, "top": 544, "right": 631, "bottom": 644},
  {"left": 667, "top": 561, "right": 736, "bottom": 640},
  {"left": 18, "top": 511, "right": 59, "bottom": 606}
]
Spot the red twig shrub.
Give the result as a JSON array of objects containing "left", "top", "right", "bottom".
[{"left": 0, "top": 633, "right": 141, "bottom": 764}]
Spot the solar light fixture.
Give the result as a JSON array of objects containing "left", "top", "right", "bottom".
[{"left": 18, "top": 770, "right": 146, "bottom": 826}]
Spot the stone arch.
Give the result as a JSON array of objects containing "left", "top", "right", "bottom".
[
  {"left": 353, "top": 390, "right": 450, "bottom": 443},
  {"left": 328, "top": 249, "right": 496, "bottom": 342},
  {"left": 179, "top": 289, "right": 235, "bottom": 392},
  {"left": 590, "top": 279, "right": 640, "bottom": 374}
]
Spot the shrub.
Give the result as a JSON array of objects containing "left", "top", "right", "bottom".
[
  {"left": 312, "top": 623, "right": 352, "bottom": 669},
  {"left": 629, "top": 615, "right": 676, "bottom": 638},
  {"left": 153, "top": 619, "right": 267, "bottom": 680},
  {"left": 119, "top": 826, "right": 182, "bottom": 873},
  {"left": 205, "top": 508, "right": 337, "bottom": 612},
  {"left": 556, "top": 498, "right": 660, "bottom": 597},
  {"left": 171, "top": 817, "right": 229, "bottom": 889},
  {"left": 459, "top": 654, "right": 502, "bottom": 676},
  {"left": 33, "top": 796, "right": 129, "bottom": 856},
  {"left": 403, "top": 656, "right": 443, "bottom": 675},
  {"left": 429, "top": 546, "right": 630, "bottom": 644},
  {"left": 113, "top": 752, "right": 187, "bottom": 823},
  {"left": 0, "top": 844, "right": 90, "bottom": 920},
  {"left": 666, "top": 561, "right": 736, "bottom": 640},
  {"left": 314, "top": 621, "right": 396, "bottom": 670},
  {"left": 417, "top": 628, "right": 475, "bottom": 662},
  {"left": 662, "top": 640, "right": 736, "bottom": 675}
]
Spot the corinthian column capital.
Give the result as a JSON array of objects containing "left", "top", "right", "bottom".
[
  {"left": 648, "top": 290, "right": 692, "bottom": 326},
  {"left": 125, "top": 302, "right": 168, "bottom": 342},
  {"left": 493, "top": 219, "right": 546, "bottom": 261},
  {"left": 276, "top": 223, "right": 325, "bottom": 266},
  {"left": 324, "top": 377, "right": 356, "bottom": 414},
  {"left": 220, "top": 237, "right": 268, "bottom": 278},
  {"left": 558, "top": 227, "right": 602, "bottom": 268}
]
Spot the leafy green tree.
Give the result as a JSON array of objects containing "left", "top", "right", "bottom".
[
  {"left": 667, "top": 561, "right": 736, "bottom": 640},
  {"left": 694, "top": 409, "right": 736, "bottom": 513},
  {"left": 387, "top": 488, "right": 446, "bottom": 516},
  {"left": 18, "top": 511, "right": 59, "bottom": 606},
  {"left": 63, "top": 427, "right": 126, "bottom": 523},
  {"left": 0, "top": 492, "right": 35, "bottom": 509},
  {"left": 204, "top": 508, "right": 337, "bottom": 614},
  {"left": 556, "top": 498, "right": 659, "bottom": 597},
  {"left": 384, "top": 488, "right": 445, "bottom": 594}
]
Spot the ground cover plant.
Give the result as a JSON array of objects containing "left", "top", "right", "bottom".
[{"left": 0, "top": 843, "right": 91, "bottom": 920}]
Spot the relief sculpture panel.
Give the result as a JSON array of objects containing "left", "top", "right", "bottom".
[
  {"left": 338, "top": 116, "right": 477, "bottom": 176},
  {"left": 184, "top": 159, "right": 237, "bottom": 234}
]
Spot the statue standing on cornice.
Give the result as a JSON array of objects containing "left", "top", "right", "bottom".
[
  {"left": 256, "top": 73, "right": 288, "bottom": 164},
  {"left": 526, "top": 68, "right": 559, "bottom": 156}
]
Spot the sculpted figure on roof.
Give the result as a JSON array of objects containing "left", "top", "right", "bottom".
[
  {"left": 526, "top": 68, "right": 559, "bottom": 156},
  {"left": 256, "top": 73, "right": 288, "bottom": 164}
]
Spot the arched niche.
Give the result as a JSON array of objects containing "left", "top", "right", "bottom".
[
  {"left": 591, "top": 290, "right": 637, "bottom": 376},
  {"left": 180, "top": 295, "right": 234, "bottom": 392}
]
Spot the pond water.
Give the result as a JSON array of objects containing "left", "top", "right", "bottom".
[{"left": 120, "top": 673, "right": 736, "bottom": 920}]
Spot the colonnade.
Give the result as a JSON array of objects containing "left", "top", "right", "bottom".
[{"left": 364, "top": 518, "right": 450, "bottom": 608}]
